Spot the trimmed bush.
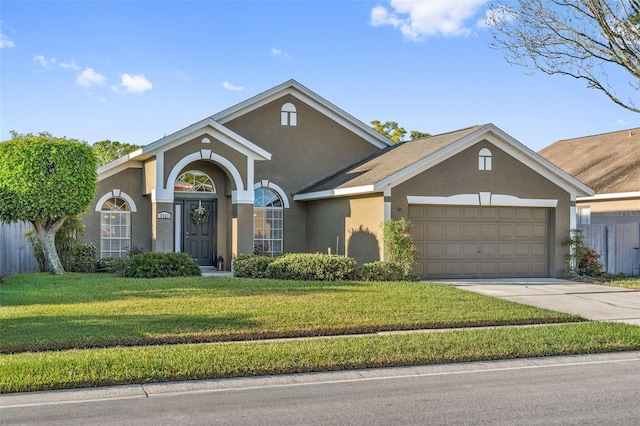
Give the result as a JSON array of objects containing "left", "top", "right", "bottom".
[
  {"left": 360, "top": 261, "right": 404, "bottom": 281},
  {"left": 124, "top": 252, "right": 201, "bottom": 278},
  {"left": 266, "top": 253, "right": 358, "bottom": 281},
  {"left": 232, "top": 254, "right": 275, "bottom": 278},
  {"left": 360, "top": 261, "right": 420, "bottom": 282}
]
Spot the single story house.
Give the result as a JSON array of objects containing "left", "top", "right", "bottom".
[
  {"left": 83, "top": 79, "right": 593, "bottom": 279},
  {"left": 539, "top": 128, "right": 640, "bottom": 226}
]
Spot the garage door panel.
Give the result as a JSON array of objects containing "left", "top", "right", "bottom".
[
  {"left": 426, "top": 224, "right": 444, "bottom": 239},
  {"left": 426, "top": 243, "right": 443, "bottom": 257},
  {"left": 445, "top": 224, "right": 462, "bottom": 239},
  {"left": 445, "top": 243, "right": 461, "bottom": 257},
  {"left": 411, "top": 222, "right": 425, "bottom": 239},
  {"left": 462, "top": 224, "right": 479, "bottom": 238},
  {"left": 410, "top": 205, "right": 549, "bottom": 279},
  {"left": 531, "top": 243, "right": 546, "bottom": 257}
]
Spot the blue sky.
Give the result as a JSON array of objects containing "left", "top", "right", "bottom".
[{"left": 1, "top": 0, "right": 638, "bottom": 152}]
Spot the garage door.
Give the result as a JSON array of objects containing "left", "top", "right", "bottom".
[{"left": 409, "top": 205, "right": 549, "bottom": 279}]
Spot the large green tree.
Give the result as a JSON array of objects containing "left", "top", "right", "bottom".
[
  {"left": 371, "top": 120, "right": 431, "bottom": 143},
  {"left": 487, "top": 0, "right": 640, "bottom": 113},
  {"left": 0, "top": 132, "right": 97, "bottom": 275},
  {"left": 92, "top": 140, "right": 142, "bottom": 167}
]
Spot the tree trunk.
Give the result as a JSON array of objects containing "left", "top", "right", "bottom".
[{"left": 33, "top": 217, "right": 67, "bottom": 275}]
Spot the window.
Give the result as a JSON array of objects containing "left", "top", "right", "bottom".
[
  {"left": 577, "top": 206, "right": 591, "bottom": 225},
  {"left": 174, "top": 170, "right": 215, "bottom": 193},
  {"left": 100, "top": 197, "right": 131, "bottom": 258},
  {"left": 254, "top": 187, "right": 283, "bottom": 256},
  {"left": 478, "top": 148, "right": 492, "bottom": 171},
  {"left": 281, "top": 102, "right": 297, "bottom": 126}
]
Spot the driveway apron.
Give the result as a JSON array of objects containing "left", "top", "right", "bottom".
[{"left": 431, "top": 278, "right": 640, "bottom": 325}]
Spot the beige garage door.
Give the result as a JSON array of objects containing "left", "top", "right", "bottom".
[{"left": 409, "top": 205, "right": 549, "bottom": 279}]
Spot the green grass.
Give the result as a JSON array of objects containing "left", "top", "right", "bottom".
[
  {"left": 2, "top": 322, "right": 640, "bottom": 393},
  {"left": 3, "top": 273, "right": 639, "bottom": 394},
  {"left": 0, "top": 273, "right": 582, "bottom": 353},
  {"left": 599, "top": 277, "right": 640, "bottom": 289}
]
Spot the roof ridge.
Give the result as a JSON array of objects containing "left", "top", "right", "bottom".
[{"left": 556, "top": 126, "right": 640, "bottom": 142}]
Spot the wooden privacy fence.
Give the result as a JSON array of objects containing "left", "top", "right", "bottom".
[
  {"left": 579, "top": 223, "right": 640, "bottom": 277},
  {"left": 0, "top": 222, "right": 40, "bottom": 276}
]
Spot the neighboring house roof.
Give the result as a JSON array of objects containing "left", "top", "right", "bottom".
[
  {"left": 538, "top": 127, "right": 640, "bottom": 196},
  {"left": 295, "top": 123, "right": 594, "bottom": 201}
]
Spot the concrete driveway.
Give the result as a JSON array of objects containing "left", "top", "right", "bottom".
[{"left": 432, "top": 278, "right": 640, "bottom": 325}]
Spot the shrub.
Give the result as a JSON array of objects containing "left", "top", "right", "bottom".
[
  {"left": 383, "top": 218, "right": 418, "bottom": 275},
  {"left": 232, "top": 254, "right": 275, "bottom": 278},
  {"left": 124, "top": 252, "right": 201, "bottom": 278},
  {"left": 266, "top": 253, "right": 359, "bottom": 281},
  {"left": 359, "top": 261, "right": 418, "bottom": 281},
  {"left": 563, "top": 229, "right": 604, "bottom": 277},
  {"left": 71, "top": 243, "right": 98, "bottom": 273}
]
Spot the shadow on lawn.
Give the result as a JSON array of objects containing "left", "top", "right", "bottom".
[
  {"left": 0, "top": 312, "right": 264, "bottom": 353},
  {"left": 0, "top": 274, "right": 366, "bottom": 306}
]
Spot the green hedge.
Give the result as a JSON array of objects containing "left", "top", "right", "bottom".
[
  {"left": 360, "top": 261, "right": 419, "bottom": 282},
  {"left": 124, "top": 252, "right": 201, "bottom": 278},
  {"left": 265, "top": 253, "right": 359, "bottom": 281},
  {"left": 232, "top": 254, "right": 275, "bottom": 278}
]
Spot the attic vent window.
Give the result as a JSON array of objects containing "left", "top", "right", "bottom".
[
  {"left": 281, "top": 103, "right": 297, "bottom": 126},
  {"left": 478, "top": 148, "right": 492, "bottom": 171}
]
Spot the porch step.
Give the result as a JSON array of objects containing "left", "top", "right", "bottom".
[{"left": 200, "top": 266, "right": 234, "bottom": 277}]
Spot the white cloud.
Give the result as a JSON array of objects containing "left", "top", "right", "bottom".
[
  {"left": 222, "top": 81, "right": 244, "bottom": 91},
  {"left": 59, "top": 60, "right": 81, "bottom": 71},
  {"left": 272, "top": 48, "right": 290, "bottom": 59},
  {"left": 33, "top": 55, "right": 56, "bottom": 68},
  {"left": 77, "top": 68, "right": 106, "bottom": 87},
  {"left": 0, "top": 22, "right": 14, "bottom": 48},
  {"left": 118, "top": 73, "right": 153, "bottom": 93},
  {"left": 173, "top": 70, "right": 189, "bottom": 82},
  {"left": 370, "top": 0, "right": 487, "bottom": 40}
]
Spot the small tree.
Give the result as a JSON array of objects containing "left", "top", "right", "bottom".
[
  {"left": 0, "top": 132, "right": 97, "bottom": 275},
  {"left": 383, "top": 218, "right": 418, "bottom": 275},
  {"left": 92, "top": 140, "right": 142, "bottom": 167},
  {"left": 371, "top": 120, "right": 430, "bottom": 143}
]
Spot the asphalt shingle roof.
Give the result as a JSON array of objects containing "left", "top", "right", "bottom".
[
  {"left": 538, "top": 127, "right": 640, "bottom": 194},
  {"left": 299, "top": 125, "right": 483, "bottom": 194}
]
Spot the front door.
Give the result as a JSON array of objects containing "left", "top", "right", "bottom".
[{"left": 182, "top": 199, "right": 216, "bottom": 266}]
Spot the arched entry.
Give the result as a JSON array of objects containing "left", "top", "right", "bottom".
[{"left": 174, "top": 170, "right": 217, "bottom": 266}]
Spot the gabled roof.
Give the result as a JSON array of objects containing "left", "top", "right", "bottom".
[
  {"left": 211, "top": 79, "right": 395, "bottom": 149},
  {"left": 97, "top": 79, "right": 393, "bottom": 181},
  {"left": 295, "top": 123, "right": 593, "bottom": 201},
  {"left": 538, "top": 127, "right": 640, "bottom": 195}
]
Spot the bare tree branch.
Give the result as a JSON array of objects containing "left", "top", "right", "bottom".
[{"left": 487, "top": 0, "right": 640, "bottom": 113}]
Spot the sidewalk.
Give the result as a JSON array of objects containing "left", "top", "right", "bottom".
[{"left": 432, "top": 278, "right": 640, "bottom": 325}]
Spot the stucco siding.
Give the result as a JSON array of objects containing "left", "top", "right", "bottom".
[
  {"left": 82, "top": 167, "right": 153, "bottom": 255},
  {"left": 305, "top": 195, "right": 383, "bottom": 265},
  {"left": 391, "top": 141, "right": 570, "bottom": 277}
]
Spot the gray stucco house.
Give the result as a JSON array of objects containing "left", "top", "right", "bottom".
[{"left": 82, "top": 80, "right": 593, "bottom": 279}]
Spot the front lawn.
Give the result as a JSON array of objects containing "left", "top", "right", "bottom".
[
  {"left": 1, "top": 273, "right": 581, "bottom": 353},
  {"left": 2, "top": 273, "right": 640, "bottom": 393}
]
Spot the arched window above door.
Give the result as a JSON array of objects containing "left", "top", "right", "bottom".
[{"left": 174, "top": 170, "right": 216, "bottom": 193}]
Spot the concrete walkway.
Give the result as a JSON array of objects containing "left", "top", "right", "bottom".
[{"left": 432, "top": 278, "right": 640, "bottom": 325}]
